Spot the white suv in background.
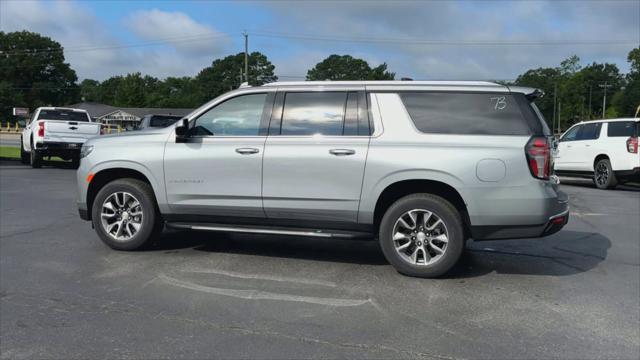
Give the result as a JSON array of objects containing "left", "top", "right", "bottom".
[{"left": 555, "top": 118, "right": 639, "bottom": 189}]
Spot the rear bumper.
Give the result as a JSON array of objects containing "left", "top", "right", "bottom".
[
  {"left": 35, "top": 141, "right": 83, "bottom": 150},
  {"left": 471, "top": 190, "right": 569, "bottom": 241},
  {"left": 35, "top": 142, "right": 82, "bottom": 157},
  {"left": 615, "top": 167, "right": 640, "bottom": 181}
]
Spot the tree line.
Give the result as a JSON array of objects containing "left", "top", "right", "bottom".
[{"left": 1, "top": 30, "right": 638, "bottom": 131}]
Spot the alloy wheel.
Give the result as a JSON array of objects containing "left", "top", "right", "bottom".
[
  {"left": 392, "top": 209, "right": 449, "bottom": 266},
  {"left": 100, "top": 192, "right": 143, "bottom": 241},
  {"left": 595, "top": 162, "right": 609, "bottom": 187}
]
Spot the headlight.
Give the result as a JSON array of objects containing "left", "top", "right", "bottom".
[{"left": 80, "top": 145, "right": 94, "bottom": 158}]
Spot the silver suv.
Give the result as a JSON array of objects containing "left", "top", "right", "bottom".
[{"left": 76, "top": 81, "right": 569, "bottom": 278}]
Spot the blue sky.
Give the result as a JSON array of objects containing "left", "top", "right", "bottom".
[{"left": 1, "top": 0, "right": 638, "bottom": 81}]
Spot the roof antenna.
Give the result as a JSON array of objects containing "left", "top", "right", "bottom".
[{"left": 400, "top": 77, "right": 413, "bottom": 81}]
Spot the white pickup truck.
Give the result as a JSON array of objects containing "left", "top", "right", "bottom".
[{"left": 20, "top": 107, "right": 101, "bottom": 168}]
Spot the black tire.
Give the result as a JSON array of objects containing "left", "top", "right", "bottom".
[
  {"left": 91, "top": 178, "right": 162, "bottom": 250},
  {"left": 594, "top": 158, "right": 617, "bottom": 190},
  {"left": 379, "top": 194, "right": 465, "bottom": 278},
  {"left": 19, "top": 137, "right": 29, "bottom": 164},
  {"left": 29, "top": 139, "right": 42, "bottom": 168}
]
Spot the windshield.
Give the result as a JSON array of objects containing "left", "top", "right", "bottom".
[
  {"left": 149, "top": 115, "right": 181, "bottom": 128},
  {"left": 38, "top": 110, "right": 90, "bottom": 122}
]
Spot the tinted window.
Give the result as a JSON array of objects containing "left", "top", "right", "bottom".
[
  {"left": 38, "top": 110, "right": 89, "bottom": 122},
  {"left": 607, "top": 121, "right": 636, "bottom": 137},
  {"left": 149, "top": 115, "right": 181, "bottom": 128},
  {"left": 192, "top": 93, "right": 266, "bottom": 136},
  {"left": 577, "top": 122, "right": 601, "bottom": 140},
  {"left": 281, "top": 92, "right": 347, "bottom": 136},
  {"left": 561, "top": 125, "right": 580, "bottom": 141},
  {"left": 400, "top": 92, "right": 530, "bottom": 135}
]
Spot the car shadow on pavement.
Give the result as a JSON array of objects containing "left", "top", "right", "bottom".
[
  {"left": 148, "top": 229, "right": 610, "bottom": 276},
  {"left": 148, "top": 229, "right": 389, "bottom": 265},
  {"left": 560, "top": 177, "right": 640, "bottom": 192},
  {"left": 448, "top": 230, "right": 611, "bottom": 278}
]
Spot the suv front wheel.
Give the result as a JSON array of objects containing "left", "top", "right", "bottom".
[
  {"left": 91, "top": 178, "right": 162, "bottom": 250},
  {"left": 379, "top": 194, "right": 465, "bottom": 278}
]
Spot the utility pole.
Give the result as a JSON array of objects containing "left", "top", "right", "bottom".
[
  {"left": 243, "top": 31, "right": 249, "bottom": 83},
  {"left": 599, "top": 81, "right": 612, "bottom": 119},
  {"left": 552, "top": 83, "right": 557, "bottom": 135},
  {"left": 558, "top": 102, "right": 562, "bottom": 134},
  {"left": 588, "top": 84, "right": 592, "bottom": 119}
]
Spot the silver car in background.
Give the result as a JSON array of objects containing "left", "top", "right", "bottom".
[{"left": 76, "top": 81, "right": 568, "bottom": 278}]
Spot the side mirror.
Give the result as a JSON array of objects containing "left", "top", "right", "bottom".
[
  {"left": 175, "top": 119, "right": 189, "bottom": 142},
  {"left": 17, "top": 120, "right": 26, "bottom": 127}
]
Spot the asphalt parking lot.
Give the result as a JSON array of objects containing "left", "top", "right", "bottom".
[{"left": 1, "top": 161, "right": 639, "bottom": 359}]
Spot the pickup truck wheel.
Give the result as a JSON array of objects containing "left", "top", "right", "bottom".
[
  {"left": 91, "top": 178, "right": 161, "bottom": 250},
  {"left": 19, "top": 138, "right": 29, "bottom": 164},
  {"left": 594, "top": 159, "right": 617, "bottom": 190},
  {"left": 379, "top": 194, "right": 464, "bottom": 278},
  {"left": 29, "top": 141, "right": 42, "bottom": 168}
]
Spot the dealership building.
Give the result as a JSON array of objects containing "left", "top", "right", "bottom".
[{"left": 68, "top": 102, "right": 193, "bottom": 129}]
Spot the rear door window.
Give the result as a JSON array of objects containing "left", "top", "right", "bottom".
[
  {"left": 576, "top": 122, "right": 602, "bottom": 141},
  {"left": 607, "top": 121, "right": 636, "bottom": 137},
  {"left": 280, "top": 92, "right": 347, "bottom": 136}
]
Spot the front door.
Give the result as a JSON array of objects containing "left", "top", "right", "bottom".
[
  {"left": 556, "top": 124, "right": 582, "bottom": 171},
  {"left": 164, "top": 92, "right": 273, "bottom": 218},
  {"left": 262, "top": 90, "right": 370, "bottom": 223}
]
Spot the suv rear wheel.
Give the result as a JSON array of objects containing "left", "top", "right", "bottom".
[
  {"left": 91, "top": 178, "right": 162, "bottom": 250},
  {"left": 379, "top": 194, "right": 464, "bottom": 278},
  {"left": 594, "top": 158, "right": 617, "bottom": 190}
]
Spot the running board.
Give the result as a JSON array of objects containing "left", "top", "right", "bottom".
[{"left": 165, "top": 222, "right": 371, "bottom": 239}]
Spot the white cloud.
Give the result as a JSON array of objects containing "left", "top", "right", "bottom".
[
  {"left": 126, "top": 9, "right": 230, "bottom": 57},
  {"left": 259, "top": 0, "right": 640, "bottom": 80},
  {"left": 0, "top": 1, "right": 230, "bottom": 80}
]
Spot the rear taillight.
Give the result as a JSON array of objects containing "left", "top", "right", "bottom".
[
  {"left": 525, "top": 136, "right": 551, "bottom": 180},
  {"left": 37, "top": 122, "right": 45, "bottom": 137},
  {"left": 627, "top": 137, "right": 638, "bottom": 153}
]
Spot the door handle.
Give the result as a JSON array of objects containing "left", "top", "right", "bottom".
[
  {"left": 329, "top": 149, "right": 356, "bottom": 156},
  {"left": 235, "top": 147, "right": 260, "bottom": 155},
  {"left": 585, "top": 144, "right": 591, "bottom": 147}
]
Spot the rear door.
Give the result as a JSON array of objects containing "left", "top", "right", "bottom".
[
  {"left": 262, "top": 90, "right": 370, "bottom": 223},
  {"left": 602, "top": 121, "right": 640, "bottom": 171}
]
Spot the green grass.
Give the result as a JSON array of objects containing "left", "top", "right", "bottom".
[
  {"left": 0, "top": 146, "right": 20, "bottom": 159},
  {"left": 0, "top": 146, "right": 65, "bottom": 162}
]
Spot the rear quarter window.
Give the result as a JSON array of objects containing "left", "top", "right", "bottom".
[
  {"left": 607, "top": 121, "right": 636, "bottom": 137},
  {"left": 400, "top": 92, "right": 531, "bottom": 135}
]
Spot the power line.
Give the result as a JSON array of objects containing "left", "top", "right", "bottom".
[
  {"left": 0, "top": 33, "right": 230, "bottom": 56},
  {"left": 2, "top": 29, "right": 637, "bottom": 57},
  {"left": 250, "top": 30, "right": 638, "bottom": 46}
]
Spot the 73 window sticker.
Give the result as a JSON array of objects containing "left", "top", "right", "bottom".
[{"left": 490, "top": 96, "right": 507, "bottom": 110}]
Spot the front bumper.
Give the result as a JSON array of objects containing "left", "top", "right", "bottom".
[
  {"left": 471, "top": 190, "right": 569, "bottom": 240},
  {"left": 78, "top": 202, "right": 89, "bottom": 220}
]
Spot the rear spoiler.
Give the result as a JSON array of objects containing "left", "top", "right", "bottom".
[{"left": 506, "top": 85, "right": 544, "bottom": 101}]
